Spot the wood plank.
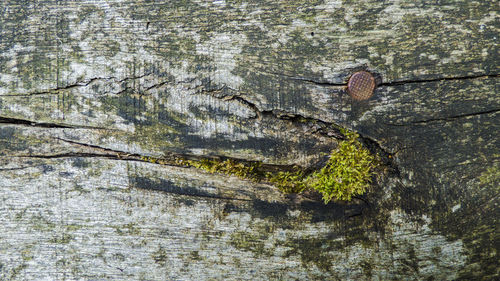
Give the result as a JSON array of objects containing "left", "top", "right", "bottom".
[
  {"left": 0, "top": 0, "right": 498, "bottom": 280},
  {"left": 0, "top": 157, "right": 468, "bottom": 280}
]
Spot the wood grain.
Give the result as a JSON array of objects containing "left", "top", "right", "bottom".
[{"left": 0, "top": 0, "right": 498, "bottom": 280}]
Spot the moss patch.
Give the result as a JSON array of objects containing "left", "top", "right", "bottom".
[
  {"left": 266, "top": 170, "right": 307, "bottom": 194},
  {"left": 308, "top": 130, "right": 376, "bottom": 203},
  {"left": 181, "top": 158, "right": 262, "bottom": 181},
  {"left": 266, "top": 129, "right": 377, "bottom": 203}
]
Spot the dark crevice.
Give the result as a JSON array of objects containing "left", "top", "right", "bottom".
[
  {"left": 386, "top": 108, "right": 500, "bottom": 126},
  {"left": 54, "top": 137, "right": 301, "bottom": 173},
  {"left": 0, "top": 73, "right": 152, "bottom": 97},
  {"left": 198, "top": 86, "right": 395, "bottom": 165},
  {"left": 411, "top": 109, "right": 500, "bottom": 123},
  {"left": 379, "top": 73, "right": 499, "bottom": 87},
  {"left": 145, "top": 77, "right": 197, "bottom": 92},
  {"left": 259, "top": 69, "right": 348, "bottom": 87},
  {"left": 278, "top": 72, "right": 498, "bottom": 88},
  {"left": 0, "top": 165, "right": 38, "bottom": 171},
  {"left": 219, "top": 94, "right": 264, "bottom": 120},
  {"left": 213, "top": 92, "right": 394, "bottom": 160},
  {"left": 53, "top": 138, "right": 145, "bottom": 159},
  {"left": 289, "top": 77, "right": 346, "bottom": 87},
  {"left": 0, "top": 116, "right": 72, "bottom": 128},
  {"left": 0, "top": 77, "right": 112, "bottom": 97},
  {"left": 14, "top": 152, "right": 124, "bottom": 160},
  {"left": 359, "top": 135, "right": 399, "bottom": 176},
  {"left": 0, "top": 116, "right": 112, "bottom": 130},
  {"left": 197, "top": 86, "right": 346, "bottom": 139}
]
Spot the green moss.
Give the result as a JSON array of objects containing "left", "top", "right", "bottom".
[
  {"left": 185, "top": 158, "right": 262, "bottom": 180},
  {"left": 266, "top": 170, "right": 307, "bottom": 194},
  {"left": 29, "top": 215, "right": 56, "bottom": 232},
  {"left": 308, "top": 130, "right": 376, "bottom": 203},
  {"left": 267, "top": 130, "right": 376, "bottom": 203}
]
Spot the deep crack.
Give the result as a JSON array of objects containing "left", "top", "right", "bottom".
[
  {"left": 0, "top": 116, "right": 112, "bottom": 130},
  {"left": 0, "top": 73, "right": 152, "bottom": 97},
  {"left": 379, "top": 73, "right": 499, "bottom": 87},
  {"left": 54, "top": 137, "right": 300, "bottom": 173},
  {"left": 386, "top": 108, "right": 499, "bottom": 126}
]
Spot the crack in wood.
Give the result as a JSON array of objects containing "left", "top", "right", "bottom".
[
  {"left": 52, "top": 137, "right": 300, "bottom": 173},
  {"left": 194, "top": 85, "right": 397, "bottom": 170},
  {"left": 195, "top": 85, "right": 346, "bottom": 139},
  {"left": 379, "top": 73, "right": 499, "bottom": 87},
  {"left": 271, "top": 71, "right": 498, "bottom": 88},
  {"left": 386, "top": 108, "right": 499, "bottom": 126},
  {"left": 11, "top": 152, "right": 125, "bottom": 159},
  {"left": 53, "top": 138, "right": 147, "bottom": 160},
  {"left": 287, "top": 76, "right": 346, "bottom": 86},
  {"left": 0, "top": 116, "right": 113, "bottom": 130},
  {"left": 0, "top": 73, "right": 152, "bottom": 97}
]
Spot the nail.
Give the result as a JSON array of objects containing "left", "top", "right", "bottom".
[{"left": 347, "top": 71, "right": 375, "bottom": 101}]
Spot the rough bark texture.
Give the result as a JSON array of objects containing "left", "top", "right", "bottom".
[{"left": 0, "top": 0, "right": 498, "bottom": 280}]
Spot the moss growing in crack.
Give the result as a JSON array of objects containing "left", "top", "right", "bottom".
[
  {"left": 266, "top": 170, "right": 307, "bottom": 194},
  {"left": 308, "top": 130, "right": 376, "bottom": 203},
  {"left": 141, "top": 129, "right": 377, "bottom": 203},
  {"left": 182, "top": 158, "right": 262, "bottom": 181},
  {"left": 267, "top": 130, "right": 376, "bottom": 203}
]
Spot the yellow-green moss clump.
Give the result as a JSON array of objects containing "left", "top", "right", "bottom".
[
  {"left": 307, "top": 130, "right": 376, "bottom": 203},
  {"left": 265, "top": 130, "right": 376, "bottom": 203}
]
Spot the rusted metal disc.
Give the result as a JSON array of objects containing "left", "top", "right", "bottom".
[{"left": 347, "top": 71, "right": 375, "bottom": 101}]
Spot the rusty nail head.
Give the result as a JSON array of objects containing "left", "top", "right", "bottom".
[{"left": 347, "top": 71, "right": 375, "bottom": 101}]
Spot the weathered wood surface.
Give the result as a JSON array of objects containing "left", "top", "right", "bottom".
[{"left": 0, "top": 0, "right": 498, "bottom": 280}]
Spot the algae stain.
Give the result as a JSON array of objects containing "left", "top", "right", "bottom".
[
  {"left": 113, "top": 223, "right": 141, "bottom": 236},
  {"left": 29, "top": 215, "right": 56, "bottom": 232},
  {"left": 21, "top": 246, "right": 34, "bottom": 261},
  {"left": 49, "top": 233, "right": 74, "bottom": 244},
  {"left": 229, "top": 231, "right": 272, "bottom": 257},
  {"left": 479, "top": 165, "right": 500, "bottom": 188},
  {"left": 281, "top": 236, "right": 336, "bottom": 271},
  {"left": 430, "top": 163, "right": 500, "bottom": 280},
  {"left": 151, "top": 246, "right": 168, "bottom": 265}
]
